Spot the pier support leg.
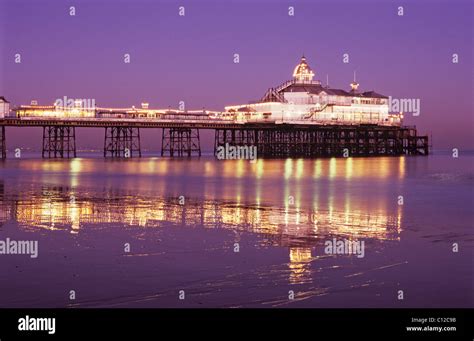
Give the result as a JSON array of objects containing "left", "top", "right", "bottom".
[
  {"left": 161, "top": 128, "right": 201, "bottom": 157},
  {"left": 416, "top": 136, "right": 429, "bottom": 155},
  {"left": 104, "top": 127, "right": 141, "bottom": 158},
  {"left": 42, "top": 126, "right": 76, "bottom": 158},
  {"left": 0, "top": 126, "right": 5, "bottom": 159}
]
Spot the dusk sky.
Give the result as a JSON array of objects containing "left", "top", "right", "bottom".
[
  {"left": 1, "top": 0, "right": 472, "bottom": 150},
  {"left": 1, "top": 0, "right": 474, "bottom": 323}
]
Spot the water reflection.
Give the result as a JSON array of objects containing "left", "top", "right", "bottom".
[
  {"left": 0, "top": 156, "right": 407, "bottom": 285},
  {"left": 14, "top": 155, "right": 408, "bottom": 180},
  {"left": 289, "top": 247, "right": 313, "bottom": 284},
  {"left": 0, "top": 190, "right": 401, "bottom": 238}
]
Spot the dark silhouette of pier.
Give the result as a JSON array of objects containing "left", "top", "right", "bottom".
[{"left": 0, "top": 118, "right": 429, "bottom": 159}]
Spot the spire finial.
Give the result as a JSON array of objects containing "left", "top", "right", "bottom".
[{"left": 350, "top": 70, "right": 359, "bottom": 91}]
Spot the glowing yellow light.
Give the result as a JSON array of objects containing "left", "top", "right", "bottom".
[
  {"left": 329, "top": 158, "right": 337, "bottom": 179},
  {"left": 284, "top": 158, "right": 293, "bottom": 179},
  {"left": 345, "top": 157, "right": 353, "bottom": 180},
  {"left": 296, "top": 159, "right": 304, "bottom": 179},
  {"left": 313, "top": 159, "right": 322, "bottom": 179}
]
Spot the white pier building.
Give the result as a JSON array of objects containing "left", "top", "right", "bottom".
[{"left": 225, "top": 56, "right": 401, "bottom": 125}]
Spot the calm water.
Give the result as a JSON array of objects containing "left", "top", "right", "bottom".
[{"left": 0, "top": 153, "right": 472, "bottom": 308}]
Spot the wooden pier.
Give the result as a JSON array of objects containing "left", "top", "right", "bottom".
[{"left": 0, "top": 119, "right": 429, "bottom": 159}]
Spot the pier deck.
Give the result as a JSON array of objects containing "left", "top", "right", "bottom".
[{"left": 0, "top": 118, "right": 429, "bottom": 158}]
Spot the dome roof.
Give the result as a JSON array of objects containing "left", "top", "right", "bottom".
[{"left": 292, "top": 56, "right": 314, "bottom": 82}]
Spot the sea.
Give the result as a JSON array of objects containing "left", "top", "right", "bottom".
[{"left": 0, "top": 152, "right": 472, "bottom": 307}]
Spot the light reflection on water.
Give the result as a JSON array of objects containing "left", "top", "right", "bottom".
[
  {"left": 0, "top": 157, "right": 407, "bottom": 286},
  {"left": 0, "top": 154, "right": 471, "bottom": 307}
]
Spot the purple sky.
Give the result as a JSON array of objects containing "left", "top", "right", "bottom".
[{"left": 1, "top": 0, "right": 472, "bottom": 150}]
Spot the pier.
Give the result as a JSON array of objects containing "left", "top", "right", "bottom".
[
  {"left": 0, "top": 118, "right": 428, "bottom": 159},
  {"left": 0, "top": 57, "right": 431, "bottom": 159},
  {"left": 104, "top": 126, "right": 141, "bottom": 158},
  {"left": 0, "top": 126, "right": 5, "bottom": 159},
  {"left": 42, "top": 126, "right": 76, "bottom": 158},
  {"left": 214, "top": 125, "right": 428, "bottom": 158}
]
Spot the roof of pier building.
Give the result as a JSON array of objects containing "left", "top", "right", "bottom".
[
  {"left": 292, "top": 55, "right": 315, "bottom": 83},
  {"left": 260, "top": 57, "right": 388, "bottom": 102}
]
